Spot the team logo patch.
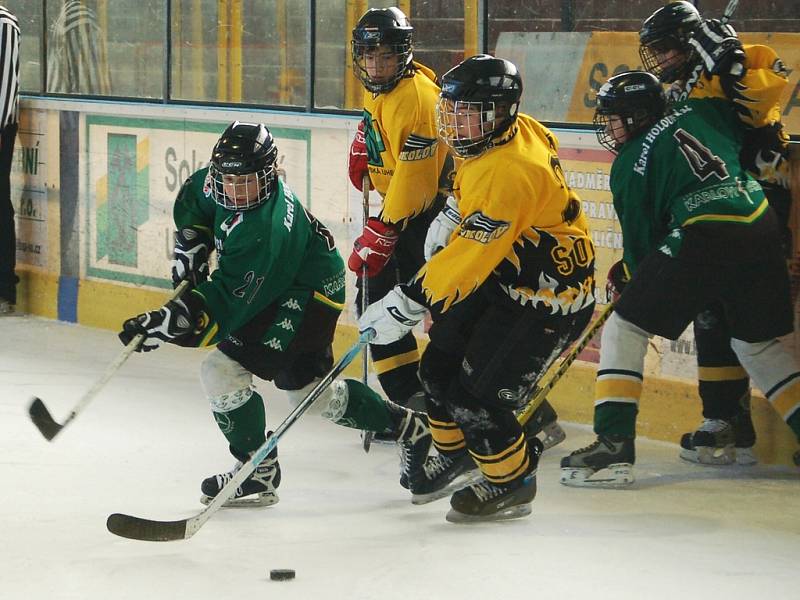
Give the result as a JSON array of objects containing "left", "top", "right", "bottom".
[
  {"left": 458, "top": 212, "right": 510, "bottom": 244},
  {"left": 398, "top": 134, "right": 438, "bottom": 161}
]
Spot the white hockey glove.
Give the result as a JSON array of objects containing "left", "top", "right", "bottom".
[
  {"left": 172, "top": 227, "right": 211, "bottom": 287},
  {"left": 118, "top": 298, "right": 194, "bottom": 352},
  {"left": 688, "top": 19, "right": 745, "bottom": 79},
  {"left": 358, "top": 286, "right": 427, "bottom": 345},
  {"left": 424, "top": 196, "right": 461, "bottom": 261}
]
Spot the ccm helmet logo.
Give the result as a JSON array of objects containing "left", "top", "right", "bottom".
[
  {"left": 221, "top": 161, "right": 242, "bottom": 168},
  {"left": 623, "top": 83, "right": 646, "bottom": 92}
]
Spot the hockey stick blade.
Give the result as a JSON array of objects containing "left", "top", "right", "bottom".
[
  {"left": 28, "top": 397, "right": 64, "bottom": 441},
  {"left": 106, "top": 513, "right": 188, "bottom": 542},
  {"left": 106, "top": 330, "right": 374, "bottom": 542}
]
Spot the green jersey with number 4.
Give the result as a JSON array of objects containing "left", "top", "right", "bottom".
[
  {"left": 611, "top": 97, "right": 768, "bottom": 274},
  {"left": 173, "top": 168, "right": 345, "bottom": 345}
]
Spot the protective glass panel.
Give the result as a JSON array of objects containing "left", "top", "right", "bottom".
[
  {"left": 45, "top": 0, "right": 163, "bottom": 98},
  {"left": 3, "top": 1, "right": 42, "bottom": 93},
  {"left": 171, "top": 0, "right": 309, "bottom": 106}
]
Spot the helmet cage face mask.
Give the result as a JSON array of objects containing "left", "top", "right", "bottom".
[
  {"left": 437, "top": 98, "right": 517, "bottom": 158},
  {"left": 593, "top": 76, "right": 665, "bottom": 154},
  {"left": 209, "top": 166, "right": 275, "bottom": 211},
  {"left": 638, "top": 2, "right": 701, "bottom": 83},
  {"left": 209, "top": 123, "right": 278, "bottom": 211},
  {"left": 351, "top": 39, "right": 412, "bottom": 93}
]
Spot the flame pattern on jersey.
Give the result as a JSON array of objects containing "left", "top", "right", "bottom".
[
  {"left": 674, "top": 44, "right": 788, "bottom": 130},
  {"left": 362, "top": 62, "right": 454, "bottom": 229},
  {"left": 409, "top": 114, "right": 596, "bottom": 315}
]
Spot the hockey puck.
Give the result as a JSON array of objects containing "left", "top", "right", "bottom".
[{"left": 270, "top": 569, "right": 295, "bottom": 581}]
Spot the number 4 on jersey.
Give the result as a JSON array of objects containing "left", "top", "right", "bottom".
[{"left": 673, "top": 129, "right": 730, "bottom": 182}]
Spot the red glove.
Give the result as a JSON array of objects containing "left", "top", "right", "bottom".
[
  {"left": 349, "top": 120, "right": 373, "bottom": 191},
  {"left": 606, "top": 260, "right": 629, "bottom": 303},
  {"left": 348, "top": 217, "right": 399, "bottom": 277}
]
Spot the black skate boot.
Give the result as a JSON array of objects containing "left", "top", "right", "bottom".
[
  {"left": 679, "top": 419, "right": 735, "bottom": 466},
  {"left": 446, "top": 439, "right": 543, "bottom": 523},
  {"left": 523, "top": 398, "right": 566, "bottom": 450},
  {"left": 409, "top": 450, "right": 482, "bottom": 505},
  {"left": 731, "top": 391, "right": 757, "bottom": 466},
  {"left": 560, "top": 434, "right": 635, "bottom": 487},
  {"left": 396, "top": 410, "right": 432, "bottom": 490},
  {"left": 200, "top": 442, "right": 280, "bottom": 507}
]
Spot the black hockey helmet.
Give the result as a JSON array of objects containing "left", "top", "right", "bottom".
[
  {"left": 437, "top": 54, "right": 522, "bottom": 158},
  {"left": 593, "top": 71, "right": 666, "bottom": 153},
  {"left": 351, "top": 7, "right": 414, "bottom": 94},
  {"left": 209, "top": 121, "right": 279, "bottom": 211},
  {"left": 639, "top": 1, "right": 702, "bottom": 83}
]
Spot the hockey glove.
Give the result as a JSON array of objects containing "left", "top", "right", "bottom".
[
  {"left": 358, "top": 286, "right": 427, "bottom": 345},
  {"left": 172, "top": 227, "right": 211, "bottom": 287},
  {"left": 606, "top": 260, "right": 629, "bottom": 303},
  {"left": 348, "top": 217, "right": 399, "bottom": 277},
  {"left": 688, "top": 19, "right": 746, "bottom": 81},
  {"left": 118, "top": 298, "right": 195, "bottom": 352},
  {"left": 348, "top": 120, "right": 373, "bottom": 192},
  {"left": 423, "top": 196, "right": 461, "bottom": 261}
]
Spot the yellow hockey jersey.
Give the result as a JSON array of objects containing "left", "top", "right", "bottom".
[
  {"left": 682, "top": 44, "right": 788, "bottom": 129},
  {"left": 409, "top": 114, "right": 596, "bottom": 315},
  {"left": 362, "top": 62, "right": 453, "bottom": 228}
]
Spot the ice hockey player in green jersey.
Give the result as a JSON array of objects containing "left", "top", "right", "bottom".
[
  {"left": 118, "top": 122, "right": 429, "bottom": 507},
  {"left": 560, "top": 72, "right": 800, "bottom": 487}
]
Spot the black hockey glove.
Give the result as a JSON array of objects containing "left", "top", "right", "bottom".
[
  {"left": 688, "top": 19, "right": 746, "bottom": 81},
  {"left": 172, "top": 227, "right": 211, "bottom": 287},
  {"left": 119, "top": 298, "right": 195, "bottom": 352},
  {"left": 606, "top": 260, "right": 629, "bottom": 303}
]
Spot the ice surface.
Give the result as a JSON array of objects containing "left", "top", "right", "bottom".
[{"left": 1, "top": 316, "right": 797, "bottom": 600}]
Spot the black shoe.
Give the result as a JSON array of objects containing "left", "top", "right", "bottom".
[
  {"left": 446, "top": 439, "right": 542, "bottom": 523},
  {"left": 560, "top": 434, "right": 635, "bottom": 487},
  {"left": 409, "top": 450, "right": 481, "bottom": 505},
  {"left": 396, "top": 411, "right": 431, "bottom": 490},
  {"left": 201, "top": 443, "right": 280, "bottom": 507}
]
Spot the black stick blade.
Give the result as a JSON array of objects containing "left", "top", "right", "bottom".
[
  {"left": 28, "top": 397, "right": 63, "bottom": 441},
  {"left": 106, "top": 513, "right": 189, "bottom": 542}
]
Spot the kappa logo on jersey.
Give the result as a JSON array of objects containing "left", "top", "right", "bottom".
[
  {"left": 458, "top": 212, "right": 510, "bottom": 244},
  {"left": 277, "top": 318, "right": 295, "bottom": 332},
  {"left": 264, "top": 337, "right": 284, "bottom": 351},
  {"left": 399, "top": 134, "right": 438, "bottom": 161},
  {"left": 281, "top": 298, "right": 301, "bottom": 311}
]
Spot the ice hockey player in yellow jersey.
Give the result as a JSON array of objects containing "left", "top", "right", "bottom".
[{"left": 359, "top": 55, "right": 596, "bottom": 522}]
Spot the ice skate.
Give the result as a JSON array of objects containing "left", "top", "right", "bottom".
[
  {"left": 446, "top": 439, "right": 542, "bottom": 523},
  {"left": 679, "top": 419, "right": 736, "bottom": 466},
  {"left": 560, "top": 435, "right": 635, "bottom": 487},
  {"left": 409, "top": 450, "right": 482, "bottom": 505},
  {"left": 523, "top": 398, "right": 566, "bottom": 450},
  {"left": 397, "top": 410, "right": 432, "bottom": 490},
  {"left": 200, "top": 445, "right": 280, "bottom": 507}
]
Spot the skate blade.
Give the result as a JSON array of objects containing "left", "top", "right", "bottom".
[
  {"left": 539, "top": 423, "right": 566, "bottom": 451},
  {"left": 411, "top": 470, "right": 483, "bottom": 505},
  {"left": 200, "top": 492, "right": 279, "bottom": 508},
  {"left": 445, "top": 502, "right": 532, "bottom": 524},
  {"left": 679, "top": 445, "right": 735, "bottom": 466},
  {"left": 560, "top": 463, "right": 634, "bottom": 488}
]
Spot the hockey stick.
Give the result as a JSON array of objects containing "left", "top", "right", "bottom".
[
  {"left": 516, "top": 302, "right": 614, "bottom": 427},
  {"left": 106, "top": 329, "right": 375, "bottom": 542},
  {"left": 360, "top": 172, "right": 376, "bottom": 453},
  {"left": 27, "top": 280, "right": 191, "bottom": 441}
]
